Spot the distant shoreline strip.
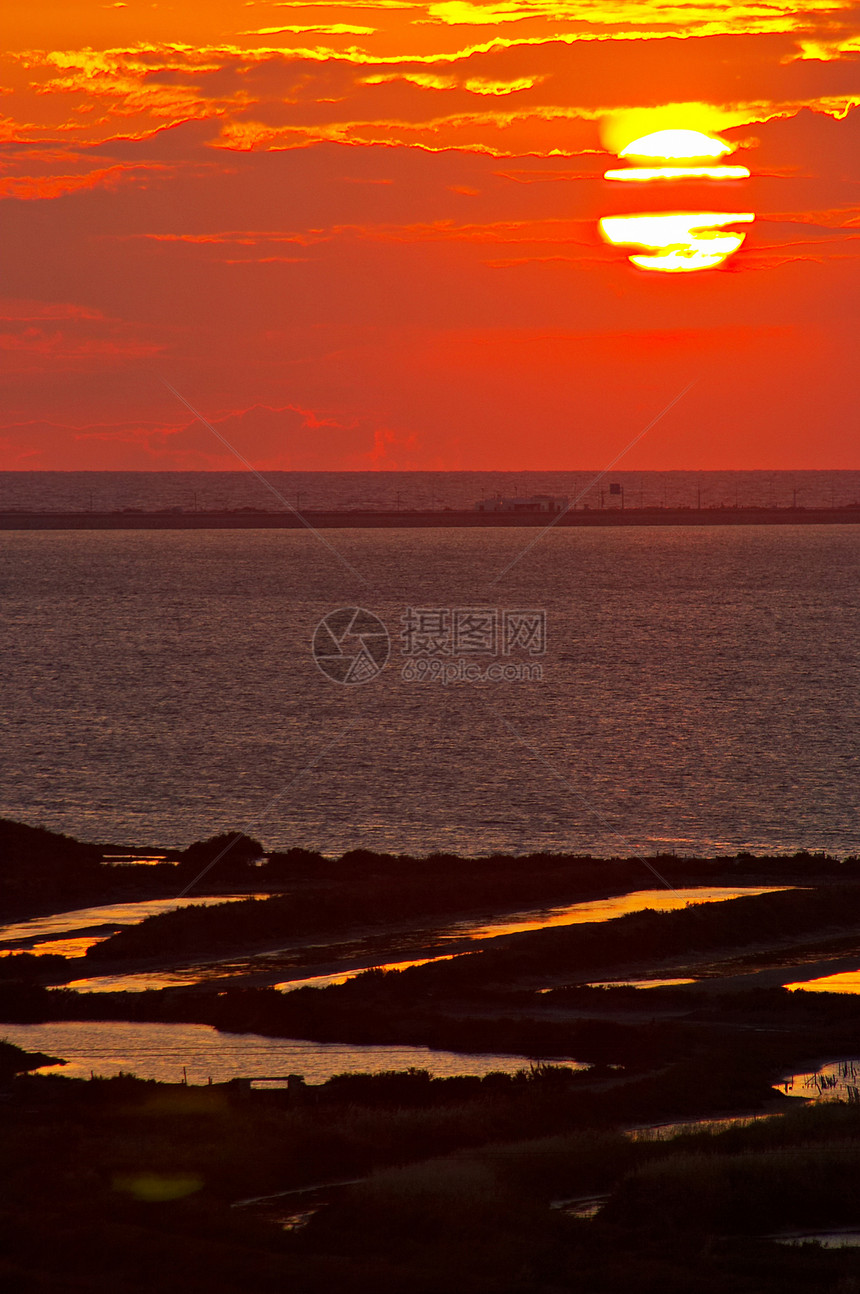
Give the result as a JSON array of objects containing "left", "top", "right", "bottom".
[{"left": 1, "top": 507, "right": 859, "bottom": 530}]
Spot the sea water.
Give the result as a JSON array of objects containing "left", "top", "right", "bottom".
[{"left": 1, "top": 517, "right": 858, "bottom": 858}]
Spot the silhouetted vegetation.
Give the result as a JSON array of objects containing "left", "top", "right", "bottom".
[
  {"left": 8, "top": 824, "right": 860, "bottom": 1289},
  {"left": 174, "top": 833, "right": 265, "bottom": 885},
  {"left": 7, "top": 1068, "right": 860, "bottom": 1292},
  {"left": 293, "top": 1103, "right": 860, "bottom": 1292},
  {"left": 84, "top": 854, "right": 860, "bottom": 966},
  {"left": 0, "top": 950, "right": 69, "bottom": 983},
  {"left": 421, "top": 882, "right": 860, "bottom": 988},
  {"left": 0, "top": 819, "right": 266, "bottom": 920},
  {"left": 4, "top": 811, "right": 856, "bottom": 946},
  {"left": 0, "top": 1038, "right": 63, "bottom": 1079},
  {"left": 0, "top": 818, "right": 104, "bottom": 913}
]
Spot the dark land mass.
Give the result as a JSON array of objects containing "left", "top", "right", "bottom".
[
  {"left": 0, "top": 1037, "right": 62, "bottom": 1079},
  {"left": 0, "top": 816, "right": 772, "bottom": 923},
  {"left": 0, "top": 819, "right": 269, "bottom": 922},
  {"left": 5, "top": 814, "right": 850, "bottom": 967},
  {"left": 74, "top": 856, "right": 856, "bottom": 974},
  {"left": 7, "top": 887, "right": 860, "bottom": 1077},
  {"left": 7, "top": 1044, "right": 860, "bottom": 1291},
  {"left": 2, "top": 504, "right": 860, "bottom": 529},
  {"left": 5, "top": 818, "right": 856, "bottom": 1000},
  {"left": 6, "top": 822, "right": 860, "bottom": 1291}
]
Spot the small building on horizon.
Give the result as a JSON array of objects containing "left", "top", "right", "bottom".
[{"left": 475, "top": 494, "right": 569, "bottom": 514}]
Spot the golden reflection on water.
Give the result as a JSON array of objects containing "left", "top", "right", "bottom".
[
  {"left": 273, "top": 955, "right": 460, "bottom": 994},
  {"left": 786, "top": 970, "right": 860, "bottom": 994},
  {"left": 60, "top": 885, "right": 787, "bottom": 994},
  {"left": 64, "top": 969, "right": 210, "bottom": 993},
  {"left": 458, "top": 886, "right": 788, "bottom": 941},
  {"left": 0, "top": 892, "right": 272, "bottom": 946},
  {"left": 66, "top": 953, "right": 464, "bottom": 994},
  {"left": 1, "top": 935, "right": 113, "bottom": 959},
  {"left": 0, "top": 1020, "right": 570, "bottom": 1084},
  {"left": 776, "top": 1059, "right": 860, "bottom": 1102},
  {"left": 103, "top": 855, "right": 169, "bottom": 866},
  {"left": 585, "top": 977, "right": 696, "bottom": 989}
]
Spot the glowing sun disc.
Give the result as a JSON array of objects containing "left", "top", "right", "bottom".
[
  {"left": 599, "top": 211, "right": 754, "bottom": 273},
  {"left": 619, "top": 129, "right": 733, "bottom": 163},
  {"left": 603, "top": 165, "right": 750, "bottom": 182}
]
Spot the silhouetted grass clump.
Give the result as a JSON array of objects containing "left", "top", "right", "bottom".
[
  {"left": 606, "top": 1143, "right": 860, "bottom": 1234},
  {"left": 296, "top": 1103, "right": 860, "bottom": 1292},
  {"left": 0, "top": 1037, "right": 63, "bottom": 1078}
]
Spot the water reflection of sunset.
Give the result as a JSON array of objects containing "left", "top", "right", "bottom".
[
  {"left": 9, "top": 935, "right": 112, "bottom": 959},
  {"left": 458, "top": 885, "right": 787, "bottom": 941},
  {"left": 787, "top": 970, "right": 860, "bottom": 994}
]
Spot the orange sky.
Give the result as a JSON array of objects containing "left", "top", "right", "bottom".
[{"left": 1, "top": 0, "right": 858, "bottom": 469}]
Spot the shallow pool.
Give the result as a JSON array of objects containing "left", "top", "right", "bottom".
[{"left": 1, "top": 1019, "right": 584, "bottom": 1085}]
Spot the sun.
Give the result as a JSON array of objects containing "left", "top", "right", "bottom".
[
  {"left": 600, "top": 126, "right": 754, "bottom": 272},
  {"left": 605, "top": 129, "right": 749, "bottom": 183},
  {"left": 619, "top": 129, "right": 733, "bottom": 162},
  {"left": 599, "top": 212, "right": 755, "bottom": 273}
]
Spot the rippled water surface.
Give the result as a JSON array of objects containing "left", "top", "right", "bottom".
[
  {"left": 787, "top": 970, "right": 860, "bottom": 994},
  {"left": 1, "top": 525, "right": 858, "bottom": 857},
  {"left": 0, "top": 894, "right": 272, "bottom": 948},
  {"left": 778, "top": 1059, "right": 860, "bottom": 1101},
  {"left": 452, "top": 885, "right": 789, "bottom": 940},
  {"left": 0, "top": 1021, "right": 578, "bottom": 1084}
]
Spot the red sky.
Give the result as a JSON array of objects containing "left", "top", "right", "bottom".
[{"left": 1, "top": 0, "right": 859, "bottom": 470}]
